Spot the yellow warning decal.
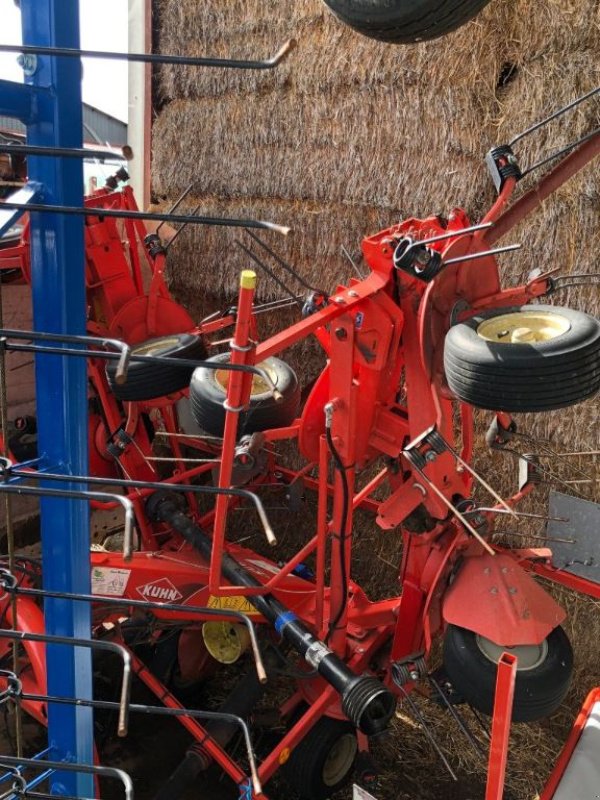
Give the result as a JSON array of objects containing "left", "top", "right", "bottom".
[{"left": 207, "top": 595, "right": 261, "bottom": 616}]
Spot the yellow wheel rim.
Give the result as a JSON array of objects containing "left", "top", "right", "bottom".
[
  {"left": 477, "top": 311, "right": 571, "bottom": 344},
  {"left": 215, "top": 359, "right": 278, "bottom": 396}
]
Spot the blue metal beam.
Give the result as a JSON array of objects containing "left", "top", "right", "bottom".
[
  {"left": 18, "top": 1, "right": 94, "bottom": 796},
  {"left": 0, "top": 79, "right": 48, "bottom": 124},
  {"left": 0, "top": 182, "right": 43, "bottom": 237}
]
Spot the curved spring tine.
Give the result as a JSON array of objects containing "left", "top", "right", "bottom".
[
  {"left": 0, "top": 328, "right": 281, "bottom": 399},
  {"left": 0, "top": 765, "right": 27, "bottom": 799},
  {"left": 6, "top": 469, "right": 277, "bottom": 565},
  {"left": 0, "top": 757, "right": 133, "bottom": 800},
  {"left": 18, "top": 697, "right": 263, "bottom": 796},
  {"left": 0, "top": 669, "right": 23, "bottom": 705},
  {"left": 0, "top": 631, "right": 131, "bottom": 737},
  {"left": 0, "top": 485, "right": 134, "bottom": 562},
  {"left": 0, "top": 570, "right": 267, "bottom": 685},
  {"left": 512, "top": 430, "right": 597, "bottom": 484}
]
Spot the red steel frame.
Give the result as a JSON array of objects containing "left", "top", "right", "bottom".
[
  {"left": 486, "top": 653, "right": 517, "bottom": 800},
  {"left": 1, "top": 133, "right": 599, "bottom": 798}
]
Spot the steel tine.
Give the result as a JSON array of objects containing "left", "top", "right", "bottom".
[
  {"left": 0, "top": 485, "right": 134, "bottom": 562},
  {"left": 18, "top": 694, "right": 262, "bottom": 796},
  {"left": 0, "top": 328, "right": 280, "bottom": 397},
  {"left": 469, "top": 706, "right": 492, "bottom": 741},
  {"left": 6, "top": 464, "right": 278, "bottom": 554},
  {"left": 403, "top": 452, "right": 495, "bottom": 556},
  {"left": 0, "top": 39, "right": 296, "bottom": 71},
  {"left": 510, "top": 86, "right": 600, "bottom": 146},
  {"left": 245, "top": 229, "right": 321, "bottom": 295},
  {"left": 1, "top": 199, "right": 291, "bottom": 236},
  {"left": 157, "top": 182, "right": 197, "bottom": 233},
  {"left": 411, "top": 222, "right": 493, "bottom": 247},
  {"left": 471, "top": 507, "right": 569, "bottom": 522},
  {"left": 0, "top": 757, "right": 133, "bottom": 800},
  {"left": 341, "top": 245, "right": 366, "bottom": 279},
  {"left": 235, "top": 240, "right": 303, "bottom": 310},
  {"left": 0, "top": 631, "right": 131, "bottom": 737},
  {"left": 444, "top": 243, "right": 521, "bottom": 265},
  {"left": 397, "top": 686, "right": 458, "bottom": 781},
  {"left": 427, "top": 674, "right": 485, "bottom": 758},
  {"left": 431, "top": 430, "right": 518, "bottom": 520},
  {"left": 0, "top": 570, "right": 267, "bottom": 685},
  {"left": 113, "top": 343, "right": 132, "bottom": 384}
]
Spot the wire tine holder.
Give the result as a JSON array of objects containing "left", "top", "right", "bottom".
[
  {"left": 3, "top": 465, "right": 277, "bottom": 557},
  {"left": 426, "top": 674, "right": 486, "bottom": 759},
  {"left": 0, "top": 328, "right": 280, "bottom": 398},
  {"left": 0, "top": 477, "right": 135, "bottom": 561},
  {"left": 0, "top": 569, "right": 267, "bottom": 684},
  {"left": 0, "top": 39, "right": 296, "bottom": 71},
  {"left": 0, "top": 763, "right": 26, "bottom": 799},
  {"left": 402, "top": 426, "right": 507, "bottom": 555},
  {"left": 0, "top": 756, "right": 134, "bottom": 800},
  {"left": 0, "top": 630, "right": 131, "bottom": 736},
  {"left": 395, "top": 684, "right": 458, "bottom": 781},
  {"left": 7, "top": 690, "right": 263, "bottom": 796}
]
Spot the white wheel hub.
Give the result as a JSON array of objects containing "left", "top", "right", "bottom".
[
  {"left": 475, "top": 634, "right": 548, "bottom": 671},
  {"left": 322, "top": 733, "right": 357, "bottom": 787}
]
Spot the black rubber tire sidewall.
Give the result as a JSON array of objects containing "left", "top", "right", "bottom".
[
  {"left": 106, "top": 333, "right": 207, "bottom": 402},
  {"left": 322, "top": 0, "right": 492, "bottom": 42},
  {"left": 443, "top": 624, "right": 573, "bottom": 723},
  {"left": 282, "top": 715, "right": 357, "bottom": 800},
  {"left": 444, "top": 304, "right": 600, "bottom": 412},
  {"left": 189, "top": 353, "right": 300, "bottom": 438}
]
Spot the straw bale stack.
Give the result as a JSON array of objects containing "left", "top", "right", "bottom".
[{"left": 152, "top": 1, "right": 600, "bottom": 796}]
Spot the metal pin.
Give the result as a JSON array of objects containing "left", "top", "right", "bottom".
[
  {"left": 0, "top": 756, "right": 133, "bottom": 800},
  {"left": 0, "top": 39, "right": 296, "bottom": 71},
  {"left": 444, "top": 243, "right": 521, "bottom": 265},
  {"left": 434, "top": 433, "right": 518, "bottom": 520},
  {"left": 0, "top": 631, "right": 131, "bottom": 737},
  {"left": 396, "top": 686, "right": 458, "bottom": 781},
  {"left": 0, "top": 570, "right": 267, "bottom": 685},
  {"left": 410, "top": 222, "right": 493, "bottom": 248},
  {"left": 403, "top": 450, "right": 495, "bottom": 556}
]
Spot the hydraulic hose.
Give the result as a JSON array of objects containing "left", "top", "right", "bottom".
[{"left": 146, "top": 491, "right": 395, "bottom": 736}]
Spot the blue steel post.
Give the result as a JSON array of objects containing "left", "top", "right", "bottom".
[{"left": 19, "top": 1, "right": 94, "bottom": 795}]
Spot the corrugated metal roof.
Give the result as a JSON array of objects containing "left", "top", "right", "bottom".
[{"left": 0, "top": 103, "right": 127, "bottom": 146}]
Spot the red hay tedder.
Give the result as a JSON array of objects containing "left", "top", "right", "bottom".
[{"left": 0, "top": 92, "right": 599, "bottom": 800}]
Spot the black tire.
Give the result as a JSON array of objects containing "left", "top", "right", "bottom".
[
  {"left": 189, "top": 353, "right": 300, "bottom": 437},
  {"left": 444, "top": 304, "right": 600, "bottom": 412},
  {"left": 282, "top": 716, "right": 358, "bottom": 800},
  {"left": 106, "top": 333, "right": 207, "bottom": 402},
  {"left": 443, "top": 624, "right": 573, "bottom": 723},
  {"left": 322, "top": 0, "right": 492, "bottom": 43}
]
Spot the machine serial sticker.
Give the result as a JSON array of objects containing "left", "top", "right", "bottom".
[
  {"left": 91, "top": 567, "right": 130, "bottom": 597},
  {"left": 207, "top": 595, "right": 261, "bottom": 616}
]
